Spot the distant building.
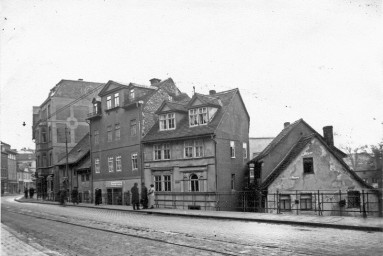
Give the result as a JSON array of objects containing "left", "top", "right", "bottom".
[
  {"left": 247, "top": 119, "right": 379, "bottom": 217},
  {"left": 1, "top": 142, "right": 18, "bottom": 194},
  {"left": 16, "top": 150, "right": 36, "bottom": 191},
  {"left": 249, "top": 137, "right": 274, "bottom": 159},
  {"left": 33, "top": 79, "right": 103, "bottom": 200},
  {"left": 142, "top": 88, "right": 250, "bottom": 210},
  {"left": 344, "top": 152, "right": 381, "bottom": 189},
  {"left": 88, "top": 78, "right": 186, "bottom": 205}
]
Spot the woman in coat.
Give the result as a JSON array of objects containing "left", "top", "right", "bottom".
[{"left": 148, "top": 184, "right": 155, "bottom": 209}]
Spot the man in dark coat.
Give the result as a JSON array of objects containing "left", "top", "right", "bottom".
[
  {"left": 71, "top": 187, "right": 79, "bottom": 205},
  {"left": 24, "top": 187, "right": 28, "bottom": 199},
  {"left": 141, "top": 183, "right": 148, "bottom": 209},
  {"left": 131, "top": 183, "right": 140, "bottom": 210},
  {"left": 29, "top": 187, "right": 35, "bottom": 198}
]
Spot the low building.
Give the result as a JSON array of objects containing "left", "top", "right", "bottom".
[
  {"left": 142, "top": 88, "right": 250, "bottom": 210},
  {"left": 247, "top": 119, "right": 379, "bottom": 217},
  {"left": 56, "top": 133, "right": 91, "bottom": 203}
]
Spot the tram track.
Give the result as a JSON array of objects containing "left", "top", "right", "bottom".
[{"left": 2, "top": 206, "right": 315, "bottom": 256}]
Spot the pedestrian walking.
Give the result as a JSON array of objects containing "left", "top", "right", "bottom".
[
  {"left": 148, "top": 184, "right": 155, "bottom": 209},
  {"left": 59, "top": 189, "right": 66, "bottom": 206},
  {"left": 29, "top": 187, "right": 35, "bottom": 198},
  {"left": 141, "top": 183, "right": 148, "bottom": 209},
  {"left": 24, "top": 187, "right": 28, "bottom": 199},
  {"left": 131, "top": 183, "right": 140, "bottom": 210},
  {"left": 71, "top": 187, "right": 79, "bottom": 205}
]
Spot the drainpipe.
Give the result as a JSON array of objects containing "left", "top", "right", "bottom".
[
  {"left": 137, "top": 101, "right": 144, "bottom": 185},
  {"left": 86, "top": 119, "right": 94, "bottom": 203},
  {"left": 211, "top": 134, "right": 218, "bottom": 208}
]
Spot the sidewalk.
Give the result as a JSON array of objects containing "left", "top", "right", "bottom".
[{"left": 15, "top": 196, "right": 383, "bottom": 232}]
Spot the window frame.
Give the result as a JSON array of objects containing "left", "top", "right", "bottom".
[
  {"left": 190, "top": 174, "right": 200, "bottom": 192},
  {"left": 159, "top": 113, "right": 176, "bottom": 131},
  {"left": 131, "top": 153, "right": 138, "bottom": 171},
  {"left": 114, "top": 93, "right": 120, "bottom": 107},
  {"left": 130, "top": 119, "right": 137, "bottom": 136},
  {"left": 108, "top": 156, "right": 114, "bottom": 172},
  {"left": 303, "top": 157, "right": 314, "bottom": 174},
  {"left": 279, "top": 194, "right": 291, "bottom": 211},
  {"left": 115, "top": 124, "right": 120, "bottom": 141},
  {"left": 116, "top": 155, "right": 122, "bottom": 172},
  {"left": 184, "top": 141, "right": 194, "bottom": 158},
  {"left": 106, "top": 96, "right": 112, "bottom": 110},
  {"left": 347, "top": 191, "right": 361, "bottom": 208},
  {"left": 300, "top": 193, "right": 312, "bottom": 210},
  {"left": 230, "top": 141, "right": 235, "bottom": 158},
  {"left": 189, "top": 107, "right": 208, "bottom": 127},
  {"left": 243, "top": 142, "right": 247, "bottom": 159},
  {"left": 94, "top": 130, "right": 99, "bottom": 145},
  {"left": 95, "top": 158, "right": 100, "bottom": 173}
]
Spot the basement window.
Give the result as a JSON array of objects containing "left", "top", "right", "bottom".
[{"left": 303, "top": 158, "right": 314, "bottom": 174}]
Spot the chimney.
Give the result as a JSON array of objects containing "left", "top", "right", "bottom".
[
  {"left": 323, "top": 126, "right": 334, "bottom": 147},
  {"left": 78, "top": 78, "right": 83, "bottom": 81},
  {"left": 284, "top": 122, "right": 290, "bottom": 128},
  {"left": 209, "top": 90, "right": 216, "bottom": 95},
  {"left": 150, "top": 78, "right": 161, "bottom": 85}
]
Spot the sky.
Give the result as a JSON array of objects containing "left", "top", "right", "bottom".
[{"left": 0, "top": 0, "right": 382, "bottom": 152}]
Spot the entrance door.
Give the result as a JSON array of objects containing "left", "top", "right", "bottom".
[
  {"left": 107, "top": 189, "right": 113, "bottom": 205},
  {"left": 107, "top": 188, "right": 122, "bottom": 205}
]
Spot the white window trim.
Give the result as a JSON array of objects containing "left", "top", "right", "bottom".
[
  {"left": 189, "top": 107, "right": 208, "bottom": 127},
  {"left": 114, "top": 93, "right": 120, "bottom": 107},
  {"left": 95, "top": 158, "right": 100, "bottom": 173},
  {"left": 116, "top": 156, "right": 122, "bottom": 172},
  {"left": 243, "top": 142, "right": 247, "bottom": 159},
  {"left": 159, "top": 113, "right": 176, "bottom": 131},
  {"left": 153, "top": 144, "right": 171, "bottom": 160},
  {"left": 154, "top": 174, "right": 172, "bottom": 192},
  {"left": 108, "top": 157, "right": 114, "bottom": 172},
  {"left": 106, "top": 96, "right": 112, "bottom": 110},
  {"left": 230, "top": 141, "right": 235, "bottom": 158},
  {"left": 131, "top": 153, "right": 138, "bottom": 171}
]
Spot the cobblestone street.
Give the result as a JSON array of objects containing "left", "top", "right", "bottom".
[{"left": 2, "top": 197, "right": 382, "bottom": 255}]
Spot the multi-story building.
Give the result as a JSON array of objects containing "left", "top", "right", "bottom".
[
  {"left": 32, "top": 79, "right": 103, "bottom": 200},
  {"left": 1, "top": 142, "right": 9, "bottom": 195},
  {"left": 0, "top": 142, "right": 18, "bottom": 194},
  {"left": 88, "top": 78, "right": 187, "bottom": 205},
  {"left": 142, "top": 88, "right": 250, "bottom": 210},
  {"left": 16, "top": 150, "right": 36, "bottom": 192}
]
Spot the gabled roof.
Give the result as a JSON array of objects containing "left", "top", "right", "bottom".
[
  {"left": 187, "top": 93, "right": 222, "bottom": 108},
  {"left": 98, "top": 80, "right": 128, "bottom": 96},
  {"left": 155, "top": 101, "right": 188, "bottom": 114},
  {"left": 56, "top": 133, "right": 90, "bottom": 166},
  {"left": 261, "top": 133, "right": 373, "bottom": 190},
  {"left": 142, "top": 88, "right": 240, "bottom": 142},
  {"left": 251, "top": 119, "right": 346, "bottom": 163}
]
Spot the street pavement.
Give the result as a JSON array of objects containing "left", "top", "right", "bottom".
[{"left": 15, "top": 195, "right": 383, "bottom": 232}]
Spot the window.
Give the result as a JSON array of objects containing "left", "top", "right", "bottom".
[
  {"left": 130, "top": 89, "right": 135, "bottom": 100},
  {"left": 130, "top": 119, "right": 137, "bottom": 136},
  {"left": 48, "top": 126, "right": 52, "bottom": 142},
  {"left": 347, "top": 191, "right": 361, "bottom": 208},
  {"left": 42, "top": 154, "right": 47, "bottom": 167},
  {"left": 372, "top": 178, "right": 378, "bottom": 183},
  {"left": 116, "top": 156, "right": 122, "bottom": 172},
  {"left": 154, "top": 175, "right": 162, "bottom": 192},
  {"left": 164, "top": 175, "right": 171, "bottom": 191},
  {"left": 303, "top": 158, "right": 314, "bottom": 174},
  {"left": 153, "top": 144, "right": 170, "bottom": 160},
  {"left": 154, "top": 145, "right": 162, "bottom": 160},
  {"left": 184, "top": 141, "right": 194, "bottom": 158},
  {"left": 49, "top": 153, "right": 52, "bottom": 166},
  {"left": 279, "top": 194, "right": 291, "bottom": 211},
  {"left": 189, "top": 107, "right": 207, "bottom": 126},
  {"left": 81, "top": 174, "right": 85, "bottom": 182},
  {"left": 107, "top": 126, "right": 112, "bottom": 142},
  {"left": 108, "top": 157, "right": 114, "bottom": 172},
  {"left": 300, "top": 194, "right": 312, "bottom": 210},
  {"left": 107, "top": 96, "right": 112, "bottom": 109},
  {"left": 190, "top": 174, "right": 199, "bottom": 192},
  {"left": 194, "top": 140, "right": 204, "bottom": 157},
  {"left": 94, "top": 130, "right": 99, "bottom": 144},
  {"left": 86, "top": 174, "right": 89, "bottom": 181},
  {"left": 243, "top": 142, "right": 247, "bottom": 159},
  {"left": 47, "top": 105, "right": 51, "bottom": 116},
  {"left": 159, "top": 113, "right": 176, "bottom": 131},
  {"left": 231, "top": 174, "right": 236, "bottom": 190},
  {"left": 163, "top": 144, "right": 170, "bottom": 159},
  {"left": 230, "top": 141, "right": 235, "bottom": 158},
  {"left": 115, "top": 124, "right": 120, "bottom": 141},
  {"left": 131, "top": 153, "right": 138, "bottom": 170},
  {"left": 93, "top": 103, "right": 98, "bottom": 114},
  {"left": 41, "top": 128, "right": 47, "bottom": 143},
  {"left": 95, "top": 158, "right": 100, "bottom": 173},
  {"left": 114, "top": 93, "right": 119, "bottom": 107}
]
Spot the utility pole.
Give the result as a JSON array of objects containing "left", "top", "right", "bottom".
[{"left": 65, "top": 125, "right": 69, "bottom": 192}]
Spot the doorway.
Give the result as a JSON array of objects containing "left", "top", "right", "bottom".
[{"left": 106, "top": 188, "right": 122, "bottom": 205}]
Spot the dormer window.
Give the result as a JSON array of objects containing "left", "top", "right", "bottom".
[
  {"left": 114, "top": 93, "right": 120, "bottom": 107},
  {"left": 189, "top": 107, "right": 207, "bottom": 127},
  {"left": 159, "top": 113, "right": 175, "bottom": 131},
  {"left": 107, "top": 96, "right": 112, "bottom": 109}
]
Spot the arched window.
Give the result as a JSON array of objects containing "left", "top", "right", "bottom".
[{"left": 190, "top": 174, "right": 199, "bottom": 192}]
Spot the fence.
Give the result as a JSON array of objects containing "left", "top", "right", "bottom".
[{"left": 154, "top": 189, "right": 382, "bottom": 217}]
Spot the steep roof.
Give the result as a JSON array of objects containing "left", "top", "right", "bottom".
[
  {"left": 261, "top": 133, "right": 373, "bottom": 190},
  {"left": 142, "top": 88, "right": 239, "bottom": 142},
  {"left": 251, "top": 119, "right": 346, "bottom": 163},
  {"left": 56, "top": 133, "right": 90, "bottom": 166}
]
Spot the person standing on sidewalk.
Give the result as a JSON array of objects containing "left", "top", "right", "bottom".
[
  {"left": 148, "top": 184, "right": 155, "bottom": 209},
  {"left": 131, "top": 183, "right": 140, "bottom": 210},
  {"left": 71, "top": 187, "right": 79, "bottom": 205},
  {"left": 24, "top": 187, "right": 28, "bottom": 199},
  {"left": 141, "top": 183, "right": 148, "bottom": 209}
]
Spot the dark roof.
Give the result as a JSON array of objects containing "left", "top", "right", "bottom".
[
  {"left": 155, "top": 101, "right": 188, "bottom": 114},
  {"left": 251, "top": 119, "right": 346, "bottom": 163},
  {"left": 76, "top": 157, "right": 91, "bottom": 170},
  {"left": 261, "top": 133, "right": 373, "bottom": 190},
  {"left": 142, "top": 89, "right": 239, "bottom": 142},
  {"left": 56, "top": 133, "right": 90, "bottom": 166}
]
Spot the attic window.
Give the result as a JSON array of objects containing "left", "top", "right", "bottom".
[
  {"left": 189, "top": 107, "right": 207, "bottom": 127},
  {"left": 303, "top": 158, "right": 314, "bottom": 174},
  {"left": 159, "top": 113, "right": 175, "bottom": 131}
]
